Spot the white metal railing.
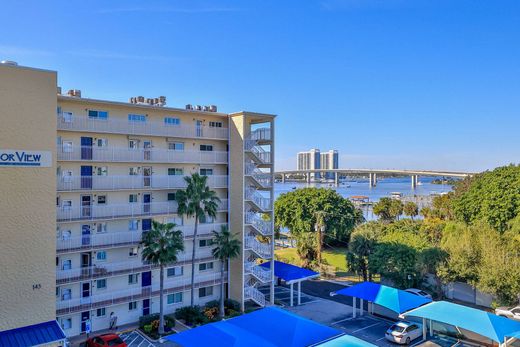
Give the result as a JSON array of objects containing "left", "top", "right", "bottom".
[
  {"left": 245, "top": 285, "right": 266, "bottom": 306},
  {"left": 57, "top": 114, "right": 229, "bottom": 140},
  {"left": 244, "top": 140, "right": 271, "bottom": 164},
  {"left": 244, "top": 262, "right": 272, "bottom": 283},
  {"left": 245, "top": 212, "right": 273, "bottom": 236},
  {"left": 56, "top": 271, "right": 227, "bottom": 315},
  {"left": 56, "top": 200, "right": 228, "bottom": 222},
  {"left": 244, "top": 236, "right": 272, "bottom": 259},
  {"left": 245, "top": 163, "right": 272, "bottom": 188},
  {"left": 57, "top": 145, "right": 228, "bottom": 164},
  {"left": 57, "top": 175, "right": 228, "bottom": 191},
  {"left": 56, "top": 223, "right": 227, "bottom": 252},
  {"left": 250, "top": 127, "right": 271, "bottom": 142},
  {"left": 245, "top": 188, "right": 272, "bottom": 211}
]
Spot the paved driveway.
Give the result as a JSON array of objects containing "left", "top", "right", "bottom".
[
  {"left": 258, "top": 285, "right": 319, "bottom": 307},
  {"left": 120, "top": 331, "right": 157, "bottom": 347}
]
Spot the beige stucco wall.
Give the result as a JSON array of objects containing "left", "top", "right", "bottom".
[{"left": 0, "top": 64, "right": 57, "bottom": 330}]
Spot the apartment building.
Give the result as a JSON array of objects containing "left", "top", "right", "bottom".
[
  {"left": 297, "top": 149, "right": 339, "bottom": 180},
  {"left": 0, "top": 61, "right": 275, "bottom": 340}
]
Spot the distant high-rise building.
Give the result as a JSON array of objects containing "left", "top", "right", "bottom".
[{"left": 297, "top": 149, "right": 339, "bottom": 180}]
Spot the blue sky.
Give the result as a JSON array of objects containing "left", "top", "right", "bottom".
[{"left": 1, "top": 0, "right": 519, "bottom": 172}]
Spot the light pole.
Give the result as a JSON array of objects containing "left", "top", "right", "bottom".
[{"left": 314, "top": 211, "right": 327, "bottom": 263}]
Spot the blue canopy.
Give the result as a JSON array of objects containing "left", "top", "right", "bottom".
[
  {"left": 313, "top": 334, "right": 377, "bottom": 347},
  {"left": 334, "top": 282, "right": 432, "bottom": 314},
  {"left": 0, "top": 320, "right": 66, "bottom": 347},
  {"left": 402, "top": 301, "right": 520, "bottom": 343},
  {"left": 166, "top": 307, "right": 341, "bottom": 347},
  {"left": 260, "top": 261, "right": 319, "bottom": 284}
]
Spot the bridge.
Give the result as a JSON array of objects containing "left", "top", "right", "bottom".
[{"left": 274, "top": 169, "right": 474, "bottom": 188}]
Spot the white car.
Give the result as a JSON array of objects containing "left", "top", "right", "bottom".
[
  {"left": 385, "top": 321, "right": 423, "bottom": 345},
  {"left": 495, "top": 306, "right": 520, "bottom": 321},
  {"left": 405, "top": 288, "right": 432, "bottom": 300}
]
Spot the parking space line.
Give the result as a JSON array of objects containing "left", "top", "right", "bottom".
[
  {"left": 376, "top": 336, "right": 387, "bottom": 341},
  {"left": 352, "top": 322, "right": 382, "bottom": 333},
  {"left": 128, "top": 335, "right": 139, "bottom": 346},
  {"left": 137, "top": 339, "right": 145, "bottom": 347},
  {"left": 331, "top": 317, "right": 354, "bottom": 325}
]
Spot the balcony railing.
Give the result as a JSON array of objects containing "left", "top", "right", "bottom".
[
  {"left": 245, "top": 188, "right": 272, "bottom": 212},
  {"left": 244, "top": 262, "right": 272, "bottom": 283},
  {"left": 56, "top": 272, "right": 227, "bottom": 315},
  {"left": 57, "top": 114, "right": 228, "bottom": 140},
  {"left": 250, "top": 127, "right": 272, "bottom": 142},
  {"left": 245, "top": 212, "right": 273, "bottom": 236},
  {"left": 245, "top": 163, "right": 272, "bottom": 189},
  {"left": 57, "top": 145, "right": 228, "bottom": 164},
  {"left": 57, "top": 175, "right": 228, "bottom": 191},
  {"left": 245, "top": 285, "right": 266, "bottom": 307},
  {"left": 244, "top": 236, "right": 272, "bottom": 259},
  {"left": 244, "top": 141, "right": 271, "bottom": 165},
  {"left": 56, "top": 200, "right": 228, "bottom": 222},
  {"left": 56, "top": 223, "right": 227, "bottom": 253},
  {"left": 56, "top": 250, "right": 216, "bottom": 283}
]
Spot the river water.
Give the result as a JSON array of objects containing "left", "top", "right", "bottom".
[{"left": 273, "top": 177, "right": 453, "bottom": 220}]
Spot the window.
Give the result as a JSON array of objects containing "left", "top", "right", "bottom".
[
  {"left": 200, "top": 168, "right": 213, "bottom": 176},
  {"left": 128, "top": 140, "right": 139, "bottom": 149},
  {"left": 128, "top": 114, "right": 146, "bottom": 122},
  {"left": 88, "top": 110, "right": 108, "bottom": 119},
  {"left": 198, "top": 262, "right": 214, "bottom": 271},
  {"left": 128, "top": 273, "right": 139, "bottom": 284},
  {"left": 96, "top": 308, "right": 106, "bottom": 317},
  {"left": 97, "top": 223, "right": 107, "bottom": 233},
  {"left": 167, "top": 142, "right": 184, "bottom": 151},
  {"left": 199, "top": 144, "right": 213, "bottom": 152},
  {"left": 96, "top": 166, "right": 108, "bottom": 176},
  {"left": 129, "top": 219, "right": 139, "bottom": 231},
  {"left": 56, "top": 286, "right": 60, "bottom": 297},
  {"left": 61, "top": 318, "right": 72, "bottom": 330},
  {"left": 97, "top": 138, "right": 108, "bottom": 147},
  {"left": 62, "top": 141, "right": 73, "bottom": 153},
  {"left": 128, "top": 301, "right": 138, "bottom": 311},
  {"left": 167, "top": 266, "right": 183, "bottom": 277},
  {"left": 164, "top": 117, "right": 180, "bottom": 126},
  {"left": 96, "top": 251, "right": 107, "bottom": 261},
  {"left": 129, "top": 247, "right": 138, "bottom": 257},
  {"left": 168, "top": 168, "right": 183, "bottom": 176},
  {"left": 199, "top": 239, "right": 213, "bottom": 248},
  {"left": 62, "top": 288, "right": 72, "bottom": 301},
  {"left": 167, "top": 292, "right": 183, "bottom": 305},
  {"left": 198, "top": 286, "right": 213, "bottom": 298},
  {"left": 97, "top": 279, "right": 107, "bottom": 289},
  {"left": 62, "top": 259, "right": 72, "bottom": 270},
  {"left": 129, "top": 167, "right": 140, "bottom": 175},
  {"left": 167, "top": 193, "right": 176, "bottom": 201},
  {"left": 209, "top": 121, "right": 223, "bottom": 128},
  {"left": 97, "top": 195, "right": 107, "bottom": 205},
  {"left": 129, "top": 194, "right": 138, "bottom": 203},
  {"left": 62, "top": 200, "right": 72, "bottom": 210}
]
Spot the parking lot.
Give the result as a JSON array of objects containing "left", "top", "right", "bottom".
[
  {"left": 119, "top": 330, "right": 158, "bottom": 347},
  {"left": 331, "top": 315, "right": 401, "bottom": 347},
  {"left": 258, "top": 285, "right": 320, "bottom": 307}
]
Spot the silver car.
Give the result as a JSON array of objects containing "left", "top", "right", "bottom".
[
  {"left": 385, "top": 321, "right": 423, "bottom": 345},
  {"left": 495, "top": 305, "right": 520, "bottom": 321}
]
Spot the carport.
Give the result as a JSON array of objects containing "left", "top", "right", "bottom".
[
  {"left": 260, "top": 260, "right": 319, "bottom": 306},
  {"left": 312, "top": 334, "right": 377, "bottom": 346},
  {"left": 401, "top": 301, "right": 520, "bottom": 347},
  {"left": 332, "top": 282, "right": 432, "bottom": 318}
]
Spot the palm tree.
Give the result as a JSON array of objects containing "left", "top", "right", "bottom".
[
  {"left": 141, "top": 221, "right": 184, "bottom": 335},
  {"left": 211, "top": 225, "right": 241, "bottom": 318},
  {"left": 176, "top": 173, "right": 221, "bottom": 306}
]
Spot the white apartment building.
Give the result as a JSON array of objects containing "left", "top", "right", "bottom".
[
  {"left": 297, "top": 149, "right": 339, "bottom": 180},
  {"left": 0, "top": 61, "right": 275, "bottom": 340}
]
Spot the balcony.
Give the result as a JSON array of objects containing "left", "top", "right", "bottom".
[
  {"left": 244, "top": 262, "right": 272, "bottom": 283},
  {"left": 56, "top": 200, "right": 228, "bottom": 223},
  {"left": 56, "top": 272, "right": 226, "bottom": 315},
  {"left": 57, "top": 175, "right": 228, "bottom": 191},
  {"left": 56, "top": 223, "right": 227, "bottom": 253},
  {"left": 250, "top": 127, "right": 272, "bottom": 142},
  {"left": 244, "top": 236, "right": 272, "bottom": 259},
  {"left": 56, "top": 251, "right": 217, "bottom": 284},
  {"left": 245, "top": 163, "right": 272, "bottom": 189},
  {"left": 245, "top": 188, "right": 272, "bottom": 212},
  {"left": 57, "top": 114, "right": 229, "bottom": 140},
  {"left": 245, "top": 212, "right": 273, "bottom": 236},
  {"left": 244, "top": 141, "right": 271, "bottom": 165},
  {"left": 57, "top": 146, "right": 228, "bottom": 164}
]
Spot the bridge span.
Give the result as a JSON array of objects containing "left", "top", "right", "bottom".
[{"left": 274, "top": 169, "right": 474, "bottom": 188}]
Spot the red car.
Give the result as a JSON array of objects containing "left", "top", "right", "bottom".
[{"left": 86, "top": 333, "right": 127, "bottom": 347}]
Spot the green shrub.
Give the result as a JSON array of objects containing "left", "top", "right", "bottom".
[
  {"left": 175, "top": 306, "right": 205, "bottom": 325},
  {"left": 224, "top": 299, "right": 240, "bottom": 312},
  {"left": 143, "top": 324, "right": 152, "bottom": 334},
  {"left": 139, "top": 314, "right": 160, "bottom": 328}
]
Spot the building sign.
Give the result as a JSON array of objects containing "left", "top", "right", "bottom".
[{"left": 0, "top": 149, "right": 52, "bottom": 167}]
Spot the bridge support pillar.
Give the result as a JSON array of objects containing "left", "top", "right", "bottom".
[
  {"left": 281, "top": 174, "right": 285, "bottom": 184},
  {"left": 307, "top": 173, "right": 311, "bottom": 183},
  {"left": 411, "top": 175, "right": 419, "bottom": 189},
  {"left": 334, "top": 172, "right": 339, "bottom": 186},
  {"left": 369, "top": 173, "right": 377, "bottom": 187}
]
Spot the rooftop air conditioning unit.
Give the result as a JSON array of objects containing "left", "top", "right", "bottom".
[
  {"left": 209, "top": 105, "right": 217, "bottom": 112},
  {"left": 159, "top": 96, "right": 166, "bottom": 105},
  {"left": 204, "top": 106, "right": 210, "bottom": 112},
  {"left": 137, "top": 96, "right": 145, "bottom": 103},
  {"left": 196, "top": 105, "right": 202, "bottom": 111},
  {"left": 57, "top": 87, "right": 62, "bottom": 95},
  {"left": 186, "top": 104, "right": 193, "bottom": 110}
]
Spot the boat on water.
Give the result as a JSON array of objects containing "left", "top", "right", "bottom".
[{"left": 390, "top": 192, "right": 403, "bottom": 199}]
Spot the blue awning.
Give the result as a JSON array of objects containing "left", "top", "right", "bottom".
[
  {"left": 402, "top": 301, "right": 520, "bottom": 343},
  {"left": 334, "top": 282, "right": 432, "bottom": 314},
  {"left": 313, "top": 334, "right": 377, "bottom": 346},
  {"left": 0, "top": 320, "right": 66, "bottom": 347},
  {"left": 259, "top": 261, "right": 319, "bottom": 284},
  {"left": 166, "top": 307, "right": 342, "bottom": 347}
]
